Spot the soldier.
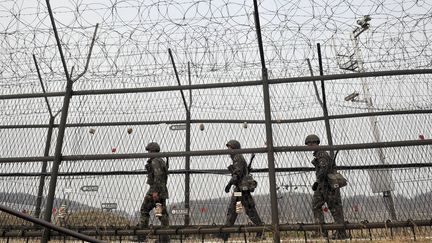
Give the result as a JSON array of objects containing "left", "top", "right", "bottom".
[
  {"left": 138, "top": 142, "right": 170, "bottom": 242},
  {"left": 305, "top": 134, "right": 348, "bottom": 239},
  {"left": 219, "top": 140, "right": 264, "bottom": 242}
]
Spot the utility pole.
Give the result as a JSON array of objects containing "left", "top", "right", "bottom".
[{"left": 350, "top": 16, "right": 397, "bottom": 221}]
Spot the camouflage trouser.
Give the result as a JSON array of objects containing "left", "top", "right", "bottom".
[
  {"left": 226, "top": 190, "right": 263, "bottom": 226},
  {"left": 312, "top": 187, "right": 347, "bottom": 237},
  {"left": 221, "top": 190, "right": 263, "bottom": 240},
  {"left": 216, "top": 188, "right": 263, "bottom": 241},
  {"left": 140, "top": 192, "right": 170, "bottom": 242}
]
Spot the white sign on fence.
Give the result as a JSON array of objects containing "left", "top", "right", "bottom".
[
  {"left": 101, "top": 202, "right": 117, "bottom": 210},
  {"left": 171, "top": 208, "right": 189, "bottom": 215}
]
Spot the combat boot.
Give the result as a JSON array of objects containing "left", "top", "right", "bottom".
[
  {"left": 135, "top": 235, "right": 147, "bottom": 242},
  {"left": 310, "top": 230, "right": 328, "bottom": 238},
  {"left": 155, "top": 235, "right": 170, "bottom": 243},
  {"left": 250, "top": 232, "right": 266, "bottom": 241},
  {"left": 215, "top": 232, "right": 229, "bottom": 241},
  {"left": 332, "top": 230, "right": 348, "bottom": 240},
  {"left": 163, "top": 235, "right": 171, "bottom": 242}
]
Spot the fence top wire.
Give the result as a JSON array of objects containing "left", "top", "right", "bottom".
[
  {"left": 1, "top": 0, "right": 432, "bottom": 115},
  {"left": 2, "top": 0, "right": 432, "bottom": 87}
]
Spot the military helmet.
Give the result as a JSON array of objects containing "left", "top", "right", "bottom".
[
  {"left": 226, "top": 140, "right": 241, "bottom": 149},
  {"left": 305, "top": 134, "right": 320, "bottom": 145},
  {"left": 145, "top": 142, "right": 160, "bottom": 152}
]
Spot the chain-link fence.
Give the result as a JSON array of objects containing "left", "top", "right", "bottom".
[{"left": 1, "top": 0, "right": 432, "bottom": 242}]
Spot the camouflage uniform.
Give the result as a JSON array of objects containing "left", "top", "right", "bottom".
[
  {"left": 220, "top": 140, "right": 264, "bottom": 241},
  {"left": 310, "top": 142, "right": 347, "bottom": 239},
  {"left": 139, "top": 142, "right": 170, "bottom": 242}
]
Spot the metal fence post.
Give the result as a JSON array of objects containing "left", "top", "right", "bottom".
[
  {"left": 42, "top": 0, "right": 75, "bottom": 242},
  {"left": 185, "top": 62, "right": 192, "bottom": 226},
  {"left": 169, "top": 49, "right": 191, "bottom": 226},
  {"left": 317, "top": 43, "right": 335, "bottom": 157},
  {"left": 253, "top": 0, "right": 280, "bottom": 241},
  {"left": 35, "top": 116, "right": 55, "bottom": 219}
]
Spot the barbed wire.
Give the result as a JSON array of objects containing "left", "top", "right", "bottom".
[
  {"left": 0, "top": 1, "right": 431, "bottom": 123},
  {"left": 1, "top": 0, "right": 431, "bottom": 88}
]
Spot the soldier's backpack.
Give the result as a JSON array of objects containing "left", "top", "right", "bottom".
[
  {"left": 239, "top": 174, "right": 258, "bottom": 192},
  {"left": 327, "top": 150, "right": 347, "bottom": 189},
  {"left": 327, "top": 172, "right": 347, "bottom": 189},
  {"left": 238, "top": 154, "right": 258, "bottom": 192}
]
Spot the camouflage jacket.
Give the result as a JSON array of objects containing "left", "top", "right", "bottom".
[
  {"left": 145, "top": 157, "right": 169, "bottom": 199},
  {"left": 312, "top": 150, "right": 335, "bottom": 185},
  {"left": 228, "top": 153, "right": 248, "bottom": 188}
]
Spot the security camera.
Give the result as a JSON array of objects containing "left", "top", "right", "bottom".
[
  {"left": 357, "top": 15, "right": 371, "bottom": 29},
  {"left": 344, "top": 92, "right": 360, "bottom": 102},
  {"left": 363, "top": 15, "right": 371, "bottom": 22},
  {"left": 357, "top": 20, "right": 369, "bottom": 29}
]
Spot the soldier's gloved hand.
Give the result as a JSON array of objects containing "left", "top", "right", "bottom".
[
  {"left": 227, "top": 165, "right": 234, "bottom": 173},
  {"left": 312, "top": 182, "right": 319, "bottom": 191},
  {"left": 224, "top": 183, "right": 232, "bottom": 193},
  {"left": 145, "top": 163, "right": 152, "bottom": 172},
  {"left": 152, "top": 192, "right": 159, "bottom": 201}
]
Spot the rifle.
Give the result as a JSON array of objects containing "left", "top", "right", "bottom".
[
  {"left": 227, "top": 153, "right": 256, "bottom": 174},
  {"left": 334, "top": 150, "right": 340, "bottom": 160},
  {"left": 333, "top": 150, "right": 340, "bottom": 167},
  {"left": 247, "top": 153, "right": 256, "bottom": 172}
]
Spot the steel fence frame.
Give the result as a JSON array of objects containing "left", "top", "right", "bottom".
[{"left": 1, "top": 0, "right": 432, "bottom": 242}]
